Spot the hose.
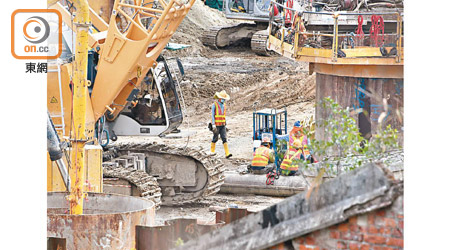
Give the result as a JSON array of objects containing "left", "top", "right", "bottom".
[
  {"left": 47, "top": 111, "right": 71, "bottom": 191},
  {"left": 96, "top": 116, "right": 110, "bottom": 147},
  {"left": 100, "top": 129, "right": 110, "bottom": 147}
]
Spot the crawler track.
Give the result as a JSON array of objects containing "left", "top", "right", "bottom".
[
  {"left": 202, "top": 23, "right": 257, "bottom": 49},
  {"left": 103, "top": 164, "right": 163, "bottom": 208},
  {"left": 103, "top": 143, "right": 226, "bottom": 206},
  {"left": 251, "top": 29, "right": 271, "bottom": 56}
]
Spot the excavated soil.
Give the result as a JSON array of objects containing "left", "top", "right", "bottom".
[{"left": 166, "top": 0, "right": 238, "bottom": 57}]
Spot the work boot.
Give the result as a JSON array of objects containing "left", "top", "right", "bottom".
[
  {"left": 211, "top": 142, "right": 216, "bottom": 153},
  {"left": 223, "top": 142, "right": 232, "bottom": 158}
]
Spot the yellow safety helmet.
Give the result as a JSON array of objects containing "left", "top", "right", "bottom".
[
  {"left": 292, "top": 139, "right": 302, "bottom": 149},
  {"left": 214, "top": 90, "right": 230, "bottom": 100}
]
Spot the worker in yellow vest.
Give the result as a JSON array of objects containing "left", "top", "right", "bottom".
[
  {"left": 250, "top": 137, "right": 275, "bottom": 174},
  {"left": 278, "top": 120, "right": 316, "bottom": 163},
  {"left": 280, "top": 139, "right": 305, "bottom": 176},
  {"left": 210, "top": 90, "right": 232, "bottom": 158}
]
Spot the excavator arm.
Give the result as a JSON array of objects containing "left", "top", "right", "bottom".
[
  {"left": 91, "top": 0, "right": 195, "bottom": 121},
  {"left": 48, "top": 0, "right": 195, "bottom": 139}
]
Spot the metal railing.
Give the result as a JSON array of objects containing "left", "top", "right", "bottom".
[{"left": 268, "top": 1, "right": 403, "bottom": 63}]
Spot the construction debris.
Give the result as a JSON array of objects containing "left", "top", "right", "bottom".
[{"left": 179, "top": 163, "right": 403, "bottom": 250}]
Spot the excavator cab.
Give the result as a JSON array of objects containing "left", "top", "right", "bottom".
[
  {"left": 106, "top": 56, "right": 185, "bottom": 139},
  {"left": 224, "top": 0, "right": 271, "bottom": 19}
]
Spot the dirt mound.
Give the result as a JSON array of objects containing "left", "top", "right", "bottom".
[
  {"left": 185, "top": 0, "right": 235, "bottom": 30},
  {"left": 240, "top": 72, "right": 316, "bottom": 111},
  {"left": 167, "top": 1, "right": 237, "bottom": 57},
  {"left": 178, "top": 50, "right": 315, "bottom": 122}
]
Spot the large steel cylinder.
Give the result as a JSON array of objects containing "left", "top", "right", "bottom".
[{"left": 47, "top": 192, "right": 155, "bottom": 249}]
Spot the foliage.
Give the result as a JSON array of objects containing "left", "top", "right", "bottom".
[
  {"left": 275, "top": 97, "right": 401, "bottom": 176},
  {"left": 275, "top": 139, "right": 288, "bottom": 160},
  {"left": 174, "top": 237, "right": 184, "bottom": 247},
  {"left": 364, "top": 124, "right": 399, "bottom": 157},
  {"left": 311, "top": 97, "right": 366, "bottom": 173}
]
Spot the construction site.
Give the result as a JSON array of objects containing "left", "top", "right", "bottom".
[{"left": 44, "top": 0, "right": 404, "bottom": 249}]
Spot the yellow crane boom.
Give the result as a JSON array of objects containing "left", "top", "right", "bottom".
[{"left": 47, "top": 0, "right": 196, "bottom": 215}]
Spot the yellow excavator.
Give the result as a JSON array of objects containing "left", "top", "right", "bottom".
[
  {"left": 202, "top": 0, "right": 273, "bottom": 55},
  {"left": 47, "top": 0, "right": 225, "bottom": 214}
]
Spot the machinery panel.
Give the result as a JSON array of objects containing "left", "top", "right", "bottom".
[
  {"left": 47, "top": 146, "right": 103, "bottom": 192},
  {"left": 146, "top": 152, "right": 198, "bottom": 187}
]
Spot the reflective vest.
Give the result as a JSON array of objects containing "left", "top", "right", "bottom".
[
  {"left": 251, "top": 146, "right": 271, "bottom": 167},
  {"left": 299, "top": 135, "right": 311, "bottom": 157},
  {"left": 288, "top": 131, "right": 300, "bottom": 146},
  {"left": 280, "top": 146, "right": 303, "bottom": 171},
  {"left": 289, "top": 133, "right": 310, "bottom": 157},
  {"left": 214, "top": 101, "right": 226, "bottom": 126}
]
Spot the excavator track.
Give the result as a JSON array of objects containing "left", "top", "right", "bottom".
[
  {"left": 103, "top": 164, "right": 163, "bottom": 208},
  {"left": 103, "top": 142, "right": 226, "bottom": 206},
  {"left": 202, "top": 26, "right": 222, "bottom": 49},
  {"left": 202, "top": 23, "right": 258, "bottom": 49},
  {"left": 251, "top": 29, "right": 271, "bottom": 56}
]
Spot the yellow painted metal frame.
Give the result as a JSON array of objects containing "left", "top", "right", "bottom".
[
  {"left": 268, "top": 35, "right": 404, "bottom": 66},
  {"left": 49, "top": 2, "right": 109, "bottom": 49},
  {"left": 267, "top": 11, "right": 404, "bottom": 67},
  {"left": 47, "top": 145, "right": 103, "bottom": 193},
  {"left": 68, "top": 0, "right": 90, "bottom": 215},
  {"left": 47, "top": 63, "right": 96, "bottom": 140}
]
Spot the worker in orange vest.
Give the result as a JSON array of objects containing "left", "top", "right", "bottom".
[
  {"left": 250, "top": 137, "right": 275, "bottom": 174},
  {"left": 280, "top": 139, "right": 304, "bottom": 176},
  {"left": 210, "top": 90, "right": 232, "bottom": 158},
  {"left": 277, "top": 120, "right": 316, "bottom": 163}
]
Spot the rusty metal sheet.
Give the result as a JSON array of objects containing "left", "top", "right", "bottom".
[
  {"left": 47, "top": 237, "right": 66, "bottom": 250},
  {"left": 311, "top": 63, "right": 404, "bottom": 78},
  {"left": 216, "top": 207, "right": 253, "bottom": 224},
  {"left": 136, "top": 218, "right": 224, "bottom": 250}
]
